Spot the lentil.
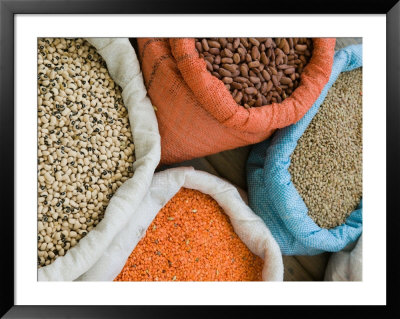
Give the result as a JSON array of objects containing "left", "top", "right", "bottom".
[
  {"left": 289, "top": 68, "right": 362, "bottom": 229},
  {"left": 37, "top": 38, "right": 136, "bottom": 267},
  {"left": 114, "top": 188, "right": 263, "bottom": 281}
]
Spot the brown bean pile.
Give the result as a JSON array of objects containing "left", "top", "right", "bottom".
[
  {"left": 289, "top": 68, "right": 362, "bottom": 229},
  {"left": 195, "top": 38, "right": 313, "bottom": 108},
  {"left": 37, "top": 38, "right": 135, "bottom": 267}
]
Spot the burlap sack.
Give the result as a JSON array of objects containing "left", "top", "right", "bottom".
[{"left": 137, "top": 38, "right": 336, "bottom": 164}]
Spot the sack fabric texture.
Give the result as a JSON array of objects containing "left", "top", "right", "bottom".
[
  {"left": 78, "top": 167, "right": 284, "bottom": 281},
  {"left": 246, "top": 44, "right": 363, "bottom": 255},
  {"left": 324, "top": 234, "right": 362, "bottom": 281},
  {"left": 38, "top": 38, "right": 161, "bottom": 281},
  {"left": 137, "top": 38, "right": 336, "bottom": 165}
]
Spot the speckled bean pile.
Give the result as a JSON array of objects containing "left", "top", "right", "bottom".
[
  {"left": 289, "top": 68, "right": 362, "bottom": 229},
  {"left": 37, "top": 38, "right": 135, "bottom": 267},
  {"left": 114, "top": 188, "right": 264, "bottom": 281}
]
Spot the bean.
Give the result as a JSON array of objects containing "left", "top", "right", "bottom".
[
  {"left": 221, "top": 57, "right": 233, "bottom": 64},
  {"left": 244, "top": 87, "right": 257, "bottom": 95},
  {"left": 280, "top": 77, "right": 292, "bottom": 85},
  {"left": 195, "top": 38, "right": 313, "bottom": 108},
  {"left": 234, "top": 76, "right": 248, "bottom": 83},
  {"left": 209, "top": 48, "right": 220, "bottom": 55},
  {"left": 250, "top": 76, "right": 261, "bottom": 84},
  {"left": 249, "top": 38, "right": 260, "bottom": 46},
  {"left": 240, "top": 38, "right": 249, "bottom": 47},
  {"left": 37, "top": 38, "right": 136, "bottom": 268},
  {"left": 219, "top": 68, "right": 232, "bottom": 77},
  {"left": 222, "top": 77, "right": 233, "bottom": 84},
  {"left": 195, "top": 41, "right": 203, "bottom": 53},
  {"left": 218, "top": 38, "right": 227, "bottom": 47},
  {"left": 240, "top": 64, "right": 249, "bottom": 77},
  {"left": 251, "top": 46, "right": 260, "bottom": 60},
  {"left": 205, "top": 60, "right": 213, "bottom": 72},
  {"left": 248, "top": 61, "right": 260, "bottom": 68},
  {"left": 222, "top": 64, "right": 238, "bottom": 73},
  {"left": 223, "top": 48, "right": 233, "bottom": 58},
  {"left": 231, "top": 82, "right": 242, "bottom": 90},
  {"left": 295, "top": 44, "right": 307, "bottom": 51},
  {"left": 208, "top": 40, "right": 220, "bottom": 48},
  {"left": 234, "top": 91, "right": 243, "bottom": 103},
  {"left": 201, "top": 39, "right": 209, "bottom": 51}
]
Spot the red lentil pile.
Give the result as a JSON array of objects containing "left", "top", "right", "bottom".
[{"left": 114, "top": 188, "right": 264, "bottom": 281}]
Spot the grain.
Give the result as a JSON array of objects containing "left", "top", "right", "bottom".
[
  {"left": 37, "top": 38, "right": 135, "bottom": 267},
  {"left": 114, "top": 188, "right": 263, "bottom": 281},
  {"left": 289, "top": 68, "right": 362, "bottom": 229}
]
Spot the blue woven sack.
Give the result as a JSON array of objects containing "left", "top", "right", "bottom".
[{"left": 246, "top": 45, "right": 363, "bottom": 255}]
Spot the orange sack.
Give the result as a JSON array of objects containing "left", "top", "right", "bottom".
[{"left": 137, "top": 38, "right": 336, "bottom": 165}]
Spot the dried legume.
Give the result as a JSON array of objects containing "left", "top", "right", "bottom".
[
  {"left": 114, "top": 188, "right": 263, "bottom": 281},
  {"left": 37, "top": 38, "right": 135, "bottom": 267},
  {"left": 289, "top": 68, "right": 362, "bottom": 229},
  {"left": 195, "top": 38, "right": 313, "bottom": 108}
]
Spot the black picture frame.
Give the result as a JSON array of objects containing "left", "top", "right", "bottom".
[{"left": 1, "top": 0, "right": 399, "bottom": 317}]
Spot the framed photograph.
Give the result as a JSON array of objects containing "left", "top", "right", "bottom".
[{"left": 1, "top": 0, "right": 398, "bottom": 317}]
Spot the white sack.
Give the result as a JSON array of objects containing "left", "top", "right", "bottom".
[
  {"left": 78, "top": 167, "right": 284, "bottom": 281},
  {"left": 324, "top": 234, "right": 362, "bottom": 281},
  {"left": 38, "top": 38, "right": 161, "bottom": 281}
]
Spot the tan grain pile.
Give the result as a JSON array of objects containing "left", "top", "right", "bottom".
[{"left": 289, "top": 68, "right": 362, "bottom": 229}]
